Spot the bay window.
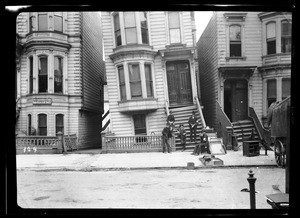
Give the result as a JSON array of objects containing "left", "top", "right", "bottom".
[
  {"left": 168, "top": 12, "right": 181, "bottom": 44},
  {"left": 38, "top": 56, "right": 48, "bottom": 93},
  {"left": 266, "top": 22, "right": 276, "bottom": 55},
  {"left": 38, "top": 114, "right": 47, "bottom": 136},
  {"left": 29, "top": 56, "right": 33, "bottom": 94},
  {"left": 28, "top": 12, "right": 65, "bottom": 33}
]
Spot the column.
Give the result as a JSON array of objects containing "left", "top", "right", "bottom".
[
  {"left": 262, "top": 78, "right": 267, "bottom": 117},
  {"left": 123, "top": 62, "right": 131, "bottom": 100},
  {"left": 276, "top": 19, "right": 281, "bottom": 54},
  {"left": 139, "top": 61, "right": 147, "bottom": 98},
  {"left": 48, "top": 51, "right": 54, "bottom": 94},
  {"left": 119, "top": 12, "right": 126, "bottom": 46},
  {"left": 33, "top": 52, "right": 37, "bottom": 94},
  {"left": 64, "top": 52, "right": 68, "bottom": 94},
  {"left": 135, "top": 12, "right": 142, "bottom": 44}
]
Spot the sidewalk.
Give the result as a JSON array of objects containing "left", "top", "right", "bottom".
[{"left": 16, "top": 148, "right": 277, "bottom": 171}]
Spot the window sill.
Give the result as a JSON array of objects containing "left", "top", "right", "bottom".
[
  {"left": 225, "top": 56, "right": 247, "bottom": 61},
  {"left": 117, "top": 98, "right": 158, "bottom": 113}
]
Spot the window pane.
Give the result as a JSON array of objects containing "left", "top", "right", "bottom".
[
  {"left": 282, "top": 78, "right": 291, "bottom": 99},
  {"left": 29, "top": 16, "right": 35, "bottom": 32},
  {"left": 54, "top": 15, "right": 63, "bottom": 32},
  {"left": 125, "top": 27, "right": 137, "bottom": 44},
  {"left": 115, "top": 30, "right": 121, "bottom": 46},
  {"left": 140, "top": 12, "right": 148, "bottom": 44},
  {"left": 267, "top": 40, "right": 276, "bottom": 55},
  {"left": 281, "top": 37, "right": 292, "bottom": 53},
  {"left": 266, "top": 22, "right": 276, "bottom": 39},
  {"left": 145, "top": 64, "right": 153, "bottom": 97},
  {"left": 38, "top": 114, "right": 47, "bottom": 136},
  {"left": 39, "top": 56, "right": 48, "bottom": 93},
  {"left": 267, "top": 79, "right": 277, "bottom": 98},
  {"left": 124, "top": 12, "right": 136, "bottom": 28},
  {"left": 281, "top": 20, "right": 292, "bottom": 36},
  {"left": 38, "top": 14, "right": 48, "bottom": 31},
  {"left": 170, "top": 28, "right": 181, "bottom": 44},
  {"left": 54, "top": 57, "right": 63, "bottom": 93},
  {"left": 129, "top": 64, "right": 142, "bottom": 98},
  {"left": 230, "top": 25, "right": 241, "bottom": 40},
  {"left": 29, "top": 57, "right": 33, "bottom": 93},
  {"left": 133, "top": 114, "right": 146, "bottom": 135},
  {"left": 28, "top": 114, "right": 32, "bottom": 136},
  {"left": 114, "top": 13, "right": 120, "bottom": 30},
  {"left": 281, "top": 20, "right": 292, "bottom": 53},
  {"left": 56, "top": 114, "right": 64, "bottom": 134},
  {"left": 230, "top": 42, "right": 242, "bottom": 57},
  {"left": 118, "top": 66, "right": 126, "bottom": 100},
  {"left": 168, "top": 12, "right": 180, "bottom": 28}
]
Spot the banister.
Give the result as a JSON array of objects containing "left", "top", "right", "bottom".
[
  {"left": 165, "top": 100, "right": 170, "bottom": 116},
  {"left": 195, "top": 97, "right": 206, "bottom": 128}
]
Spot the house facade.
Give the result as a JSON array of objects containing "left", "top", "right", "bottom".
[
  {"left": 15, "top": 12, "right": 106, "bottom": 149},
  {"left": 197, "top": 12, "right": 291, "bottom": 138},
  {"left": 101, "top": 11, "right": 204, "bottom": 147}
]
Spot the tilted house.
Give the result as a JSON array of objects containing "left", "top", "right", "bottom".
[
  {"left": 15, "top": 12, "right": 106, "bottom": 151},
  {"left": 101, "top": 11, "right": 206, "bottom": 152},
  {"left": 197, "top": 12, "right": 291, "bottom": 144}
]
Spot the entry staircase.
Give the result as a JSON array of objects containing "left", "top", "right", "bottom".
[
  {"left": 169, "top": 104, "right": 204, "bottom": 151},
  {"left": 232, "top": 119, "right": 259, "bottom": 145}
]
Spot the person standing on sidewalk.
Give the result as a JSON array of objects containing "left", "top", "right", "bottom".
[
  {"left": 188, "top": 111, "right": 199, "bottom": 142},
  {"left": 162, "top": 125, "right": 173, "bottom": 153}
]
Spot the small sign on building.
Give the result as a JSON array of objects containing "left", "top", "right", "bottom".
[{"left": 33, "top": 98, "right": 52, "bottom": 105}]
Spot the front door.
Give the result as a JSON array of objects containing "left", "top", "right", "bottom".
[
  {"left": 166, "top": 60, "right": 193, "bottom": 106},
  {"left": 224, "top": 79, "right": 248, "bottom": 122}
]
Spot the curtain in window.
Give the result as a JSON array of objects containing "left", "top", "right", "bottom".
[
  {"left": 168, "top": 12, "right": 181, "bottom": 44},
  {"left": 56, "top": 114, "right": 64, "bottom": 134},
  {"left": 38, "top": 14, "right": 48, "bottom": 31},
  {"left": 140, "top": 12, "right": 148, "bottom": 44},
  {"left": 124, "top": 12, "right": 137, "bottom": 44},
  {"left": 229, "top": 25, "right": 241, "bottom": 57},
  {"left": 145, "top": 64, "right": 153, "bottom": 97},
  {"left": 54, "top": 12, "right": 63, "bottom": 32},
  {"left": 118, "top": 66, "right": 126, "bottom": 100},
  {"left": 38, "top": 114, "right": 47, "bottom": 136},
  {"left": 282, "top": 78, "right": 291, "bottom": 100},
  {"left": 114, "top": 13, "right": 122, "bottom": 46},
  {"left": 38, "top": 56, "right": 48, "bottom": 93},
  {"left": 266, "top": 22, "right": 276, "bottom": 55},
  {"left": 281, "top": 20, "right": 292, "bottom": 53},
  {"left": 129, "top": 64, "right": 142, "bottom": 98},
  {"left": 54, "top": 56, "right": 63, "bottom": 93}
]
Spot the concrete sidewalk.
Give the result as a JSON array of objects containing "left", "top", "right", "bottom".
[{"left": 16, "top": 148, "right": 277, "bottom": 170}]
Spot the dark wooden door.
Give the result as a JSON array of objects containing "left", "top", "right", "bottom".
[
  {"left": 232, "top": 80, "right": 248, "bottom": 121},
  {"left": 166, "top": 60, "right": 192, "bottom": 105}
]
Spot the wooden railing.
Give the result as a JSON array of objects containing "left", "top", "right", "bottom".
[
  {"left": 165, "top": 100, "right": 170, "bottom": 116},
  {"left": 216, "top": 101, "right": 233, "bottom": 147},
  {"left": 64, "top": 134, "right": 78, "bottom": 151},
  {"left": 16, "top": 136, "right": 61, "bottom": 154},
  {"left": 195, "top": 97, "right": 206, "bottom": 128},
  {"left": 248, "top": 107, "right": 271, "bottom": 146},
  {"left": 102, "top": 134, "right": 175, "bottom": 153}
]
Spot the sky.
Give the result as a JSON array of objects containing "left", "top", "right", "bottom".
[{"left": 194, "top": 11, "right": 213, "bottom": 41}]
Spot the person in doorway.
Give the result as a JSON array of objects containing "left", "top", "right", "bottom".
[
  {"left": 167, "top": 110, "right": 175, "bottom": 128},
  {"left": 162, "top": 125, "right": 173, "bottom": 153},
  {"left": 178, "top": 124, "right": 187, "bottom": 151},
  {"left": 188, "top": 111, "right": 199, "bottom": 142}
]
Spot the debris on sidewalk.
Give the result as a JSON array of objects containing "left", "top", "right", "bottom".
[{"left": 199, "top": 154, "right": 224, "bottom": 166}]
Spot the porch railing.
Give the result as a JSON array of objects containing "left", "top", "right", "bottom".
[
  {"left": 216, "top": 100, "right": 233, "bottom": 147},
  {"left": 102, "top": 134, "right": 175, "bottom": 153},
  {"left": 16, "top": 136, "right": 62, "bottom": 154}
]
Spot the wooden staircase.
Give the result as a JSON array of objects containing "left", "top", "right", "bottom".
[
  {"left": 169, "top": 104, "right": 204, "bottom": 151},
  {"left": 232, "top": 119, "right": 259, "bottom": 144}
]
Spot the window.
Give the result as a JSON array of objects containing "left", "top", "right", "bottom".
[
  {"left": 54, "top": 12, "right": 63, "bottom": 32},
  {"left": 128, "top": 64, "right": 142, "bottom": 98},
  {"left": 133, "top": 114, "right": 147, "bottom": 142},
  {"left": 54, "top": 56, "right": 63, "bottom": 93},
  {"left": 29, "top": 56, "right": 33, "bottom": 94},
  {"left": 282, "top": 78, "right": 291, "bottom": 100},
  {"left": 168, "top": 12, "right": 181, "bottom": 44},
  {"left": 281, "top": 20, "right": 292, "bottom": 53},
  {"left": 38, "top": 114, "right": 47, "bottom": 136},
  {"left": 28, "top": 114, "right": 32, "bottom": 136},
  {"left": 38, "top": 14, "right": 48, "bottom": 31},
  {"left": 144, "top": 64, "right": 153, "bottom": 97},
  {"left": 29, "top": 15, "right": 35, "bottom": 32},
  {"left": 56, "top": 114, "right": 64, "bottom": 134},
  {"left": 124, "top": 12, "right": 137, "bottom": 44},
  {"left": 267, "top": 79, "right": 277, "bottom": 108},
  {"left": 140, "top": 12, "right": 148, "bottom": 44},
  {"left": 118, "top": 65, "right": 126, "bottom": 100},
  {"left": 38, "top": 56, "right": 48, "bottom": 93},
  {"left": 266, "top": 22, "right": 276, "bottom": 55},
  {"left": 229, "top": 25, "right": 242, "bottom": 57},
  {"left": 114, "top": 13, "right": 122, "bottom": 46}
]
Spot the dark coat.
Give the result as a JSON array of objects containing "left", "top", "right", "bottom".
[{"left": 162, "top": 127, "right": 172, "bottom": 139}]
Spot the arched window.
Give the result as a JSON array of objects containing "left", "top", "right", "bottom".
[
  {"left": 54, "top": 56, "right": 63, "bottom": 93},
  {"left": 38, "top": 55, "right": 48, "bottom": 93},
  {"left": 229, "top": 25, "right": 241, "bottom": 57},
  {"left": 56, "top": 114, "right": 64, "bottom": 134},
  {"left": 38, "top": 114, "right": 47, "bottom": 136},
  {"left": 266, "top": 22, "right": 276, "bottom": 54},
  {"left": 281, "top": 20, "right": 292, "bottom": 53}
]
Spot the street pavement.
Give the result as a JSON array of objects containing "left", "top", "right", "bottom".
[{"left": 16, "top": 147, "right": 277, "bottom": 171}]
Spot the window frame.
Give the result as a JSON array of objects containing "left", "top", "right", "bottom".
[
  {"left": 54, "top": 56, "right": 63, "bottom": 93},
  {"left": 281, "top": 20, "right": 292, "bottom": 53},
  {"left": 266, "top": 21, "right": 276, "bottom": 55},
  {"left": 128, "top": 63, "right": 142, "bottom": 99},
  {"left": 168, "top": 11, "right": 181, "bottom": 44},
  {"left": 267, "top": 79, "right": 277, "bottom": 109},
  {"left": 55, "top": 114, "right": 64, "bottom": 135},
  {"left": 38, "top": 55, "right": 48, "bottom": 93},
  {"left": 54, "top": 12, "right": 63, "bottom": 33},
  {"left": 117, "top": 64, "right": 127, "bottom": 101},
  {"left": 38, "top": 113, "right": 47, "bottom": 136},
  {"left": 123, "top": 12, "right": 138, "bottom": 45},
  {"left": 144, "top": 63, "right": 153, "bottom": 98},
  {"left": 229, "top": 24, "right": 242, "bottom": 57}
]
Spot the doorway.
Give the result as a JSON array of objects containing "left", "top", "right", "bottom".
[
  {"left": 224, "top": 79, "right": 248, "bottom": 122},
  {"left": 166, "top": 60, "right": 193, "bottom": 106}
]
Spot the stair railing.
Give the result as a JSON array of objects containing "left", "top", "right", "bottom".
[
  {"left": 248, "top": 107, "right": 271, "bottom": 147},
  {"left": 165, "top": 100, "right": 170, "bottom": 116},
  {"left": 195, "top": 97, "right": 206, "bottom": 128}
]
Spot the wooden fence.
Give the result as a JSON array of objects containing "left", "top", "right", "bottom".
[{"left": 102, "top": 134, "right": 176, "bottom": 153}]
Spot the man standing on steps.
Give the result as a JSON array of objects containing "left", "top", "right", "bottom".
[{"left": 188, "top": 111, "right": 199, "bottom": 143}]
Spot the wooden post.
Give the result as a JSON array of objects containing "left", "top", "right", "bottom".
[{"left": 247, "top": 169, "right": 257, "bottom": 209}]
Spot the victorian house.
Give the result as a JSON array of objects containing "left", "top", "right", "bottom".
[
  {"left": 101, "top": 11, "right": 206, "bottom": 151},
  {"left": 15, "top": 12, "right": 106, "bottom": 149},
  {"left": 197, "top": 12, "right": 291, "bottom": 143}
]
